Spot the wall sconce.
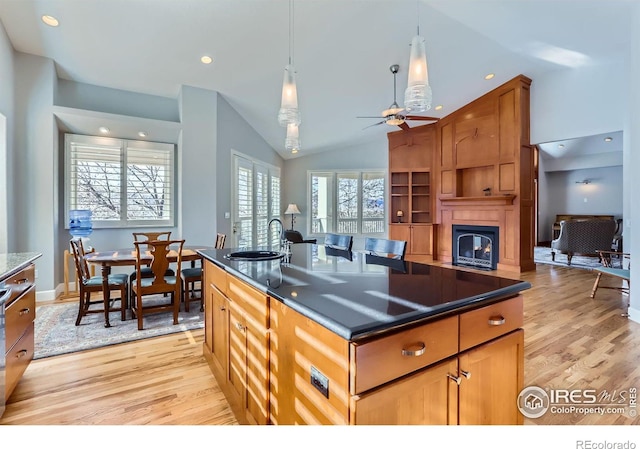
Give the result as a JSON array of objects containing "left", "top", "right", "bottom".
[
  {"left": 396, "top": 210, "right": 404, "bottom": 223},
  {"left": 575, "top": 179, "right": 591, "bottom": 185}
]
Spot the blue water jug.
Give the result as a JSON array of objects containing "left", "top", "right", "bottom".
[{"left": 69, "top": 209, "right": 93, "bottom": 237}]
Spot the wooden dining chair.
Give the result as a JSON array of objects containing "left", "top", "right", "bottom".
[
  {"left": 70, "top": 238, "right": 129, "bottom": 326},
  {"left": 131, "top": 239, "right": 185, "bottom": 330},
  {"left": 324, "top": 233, "right": 353, "bottom": 251},
  {"left": 590, "top": 249, "right": 630, "bottom": 315},
  {"left": 130, "top": 231, "right": 175, "bottom": 299},
  {"left": 180, "top": 233, "right": 226, "bottom": 312},
  {"left": 364, "top": 237, "right": 407, "bottom": 260}
]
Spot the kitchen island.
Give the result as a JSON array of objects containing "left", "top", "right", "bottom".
[
  {"left": 198, "top": 244, "right": 530, "bottom": 425},
  {"left": 1, "top": 252, "right": 41, "bottom": 418}
]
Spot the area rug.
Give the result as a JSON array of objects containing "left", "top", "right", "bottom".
[
  {"left": 534, "top": 246, "right": 602, "bottom": 270},
  {"left": 34, "top": 296, "right": 204, "bottom": 359}
]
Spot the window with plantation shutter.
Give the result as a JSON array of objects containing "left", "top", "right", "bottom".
[
  {"left": 65, "top": 133, "right": 175, "bottom": 228},
  {"left": 232, "top": 153, "right": 280, "bottom": 248}
]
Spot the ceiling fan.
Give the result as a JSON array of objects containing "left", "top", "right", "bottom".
[{"left": 358, "top": 64, "right": 439, "bottom": 130}]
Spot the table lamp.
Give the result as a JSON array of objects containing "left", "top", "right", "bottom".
[
  {"left": 396, "top": 210, "right": 404, "bottom": 223},
  {"left": 284, "top": 204, "right": 301, "bottom": 230}
]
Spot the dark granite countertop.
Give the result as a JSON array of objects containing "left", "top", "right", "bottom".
[
  {"left": 0, "top": 252, "right": 42, "bottom": 281},
  {"left": 198, "top": 244, "right": 531, "bottom": 341}
]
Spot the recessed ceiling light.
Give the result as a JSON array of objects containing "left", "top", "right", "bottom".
[
  {"left": 138, "top": 131, "right": 148, "bottom": 137},
  {"left": 604, "top": 137, "right": 613, "bottom": 142},
  {"left": 291, "top": 148, "right": 298, "bottom": 154},
  {"left": 558, "top": 144, "right": 565, "bottom": 149},
  {"left": 42, "top": 15, "right": 59, "bottom": 27},
  {"left": 484, "top": 73, "right": 495, "bottom": 80},
  {"left": 434, "top": 105, "right": 443, "bottom": 111},
  {"left": 200, "top": 56, "right": 213, "bottom": 64},
  {"left": 98, "top": 126, "right": 110, "bottom": 134}
]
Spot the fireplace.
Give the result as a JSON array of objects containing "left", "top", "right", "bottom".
[{"left": 452, "top": 225, "right": 499, "bottom": 270}]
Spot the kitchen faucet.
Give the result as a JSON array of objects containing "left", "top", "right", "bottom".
[{"left": 268, "top": 218, "right": 286, "bottom": 251}]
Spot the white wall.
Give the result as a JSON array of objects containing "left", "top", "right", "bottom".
[
  {"left": 0, "top": 20, "right": 13, "bottom": 254},
  {"left": 13, "top": 53, "right": 57, "bottom": 293},
  {"left": 530, "top": 62, "right": 625, "bottom": 145},
  {"left": 215, "top": 94, "right": 283, "bottom": 242}
]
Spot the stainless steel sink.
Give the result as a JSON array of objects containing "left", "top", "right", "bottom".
[{"left": 224, "top": 250, "right": 285, "bottom": 261}]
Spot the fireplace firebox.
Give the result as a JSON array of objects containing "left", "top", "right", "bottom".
[{"left": 452, "top": 225, "right": 499, "bottom": 270}]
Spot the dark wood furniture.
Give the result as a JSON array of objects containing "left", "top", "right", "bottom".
[
  {"left": 84, "top": 245, "right": 209, "bottom": 327},
  {"left": 70, "top": 238, "right": 129, "bottom": 326},
  {"left": 180, "top": 233, "right": 226, "bottom": 313},
  {"left": 283, "top": 230, "right": 317, "bottom": 244},
  {"left": 130, "top": 231, "right": 175, "bottom": 298},
  {"left": 131, "top": 239, "right": 185, "bottom": 330}
]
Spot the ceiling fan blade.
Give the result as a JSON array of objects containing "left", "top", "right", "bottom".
[
  {"left": 357, "top": 115, "right": 386, "bottom": 119},
  {"left": 398, "top": 122, "right": 410, "bottom": 131},
  {"left": 363, "top": 120, "right": 386, "bottom": 130},
  {"left": 404, "top": 115, "right": 440, "bottom": 121}
]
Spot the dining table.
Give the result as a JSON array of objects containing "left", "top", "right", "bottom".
[{"left": 84, "top": 244, "right": 214, "bottom": 327}]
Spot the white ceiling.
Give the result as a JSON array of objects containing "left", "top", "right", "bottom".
[{"left": 0, "top": 0, "right": 633, "bottom": 159}]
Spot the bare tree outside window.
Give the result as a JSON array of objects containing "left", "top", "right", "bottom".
[{"left": 66, "top": 134, "right": 175, "bottom": 227}]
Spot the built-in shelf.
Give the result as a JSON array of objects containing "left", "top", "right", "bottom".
[{"left": 439, "top": 195, "right": 516, "bottom": 206}]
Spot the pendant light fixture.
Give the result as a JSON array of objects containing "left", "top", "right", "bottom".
[
  {"left": 278, "top": 0, "right": 301, "bottom": 127},
  {"left": 285, "top": 123, "right": 300, "bottom": 154},
  {"left": 404, "top": 1, "right": 432, "bottom": 113}
]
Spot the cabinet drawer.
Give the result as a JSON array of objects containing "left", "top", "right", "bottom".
[
  {"left": 6, "top": 322, "right": 34, "bottom": 399},
  {"left": 227, "top": 276, "right": 268, "bottom": 328},
  {"left": 459, "top": 295, "right": 523, "bottom": 351},
  {"left": 351, "top": 315, "right": 458, "bottom": 394},
  {"left": 5, "top": 287, "right": 36, "bottom": 348},
  {"left": 3, "top": 264, "right": 35, "bottom": 306},
  {"left": 205, "top": 261, "right": 228, "bottom": 295}
]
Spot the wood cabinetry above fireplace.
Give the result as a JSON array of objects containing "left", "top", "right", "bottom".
[{"left": 387, "top": 75, "right": 535, "bottom": 272}]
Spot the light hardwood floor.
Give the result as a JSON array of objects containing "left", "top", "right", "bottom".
[{"left": 1, "top": 261, "right": 638, "bottom": 425}]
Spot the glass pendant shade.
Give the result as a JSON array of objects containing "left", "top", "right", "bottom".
[
  {"left": 404, "top": 34, "right": 432, "bottom": 113},
  {"left": 278, "top": 64, "right": 301, "bottom": 126},
  {"left": 285, "top": 123, "right": 300, "bottom": 153}
]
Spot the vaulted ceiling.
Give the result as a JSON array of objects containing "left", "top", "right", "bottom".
[{"left": 0, "top": 0, "right": 632, "bottom": 159}]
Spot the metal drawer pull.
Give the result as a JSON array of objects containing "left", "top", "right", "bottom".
[
  {"left": 15, "top": 278, "right": 29, "bottom": 285},
  {"left": 447, "top": 374, "right": 462, "bottom": 385},
  {"left": 16, "top": 349, "right": 28, "bottom": 358},
  {"left": 488, "top": 316, "right": 506, "bottom": 326},
  {"left": 401, "top": 342, "right": 426, "bottom": 357},
  {"left": 235, "top": 322, "right": 245, "bottom": 332},
  {"left": 461, "top": 370, "right": 471, "bottom": 379},
  {"left": 220, "top": 306, "right": 226, "bottom": 311},
  {"left": 19, "top": 308, "right": 31, "bottom": 316}
]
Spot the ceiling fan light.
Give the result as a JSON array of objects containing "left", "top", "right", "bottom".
[
  {"left": 404, "top": 34, "right": 432, "bottom": 112},
  {"left": 278, "top": 64, "right": 301, "bottom": 127},
  {"left": 382, "top": 105, "right": 404, "bottom": 117},
  {"left": 386, "top": 117, "right": 404, "bottom": 126}
]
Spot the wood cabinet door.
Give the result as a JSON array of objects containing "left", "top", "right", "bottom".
[
  {"left": 211, "top": 287, "right": 229, "bottom": 380},
  {"left": 351, "top": 358, "right": 459, "bottom": 425},
  {"left": 227, "top": 303, "right": 246, "bottom": 407},
  {"left": 389, "top": 224, "right": 411, "bottom": 243},
  {"left": 244, "top": 320, "right": 269, "bottom": 425},
  {"left": 410, "top": 224, "right": 433, "bottom": 255},
  {"left": 458, "top": 329, "right": 524, "bottom": 424}
]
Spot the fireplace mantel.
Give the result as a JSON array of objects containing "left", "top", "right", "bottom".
[{"left": 439, "top": 195, "right": 516, "bottom": 207}]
